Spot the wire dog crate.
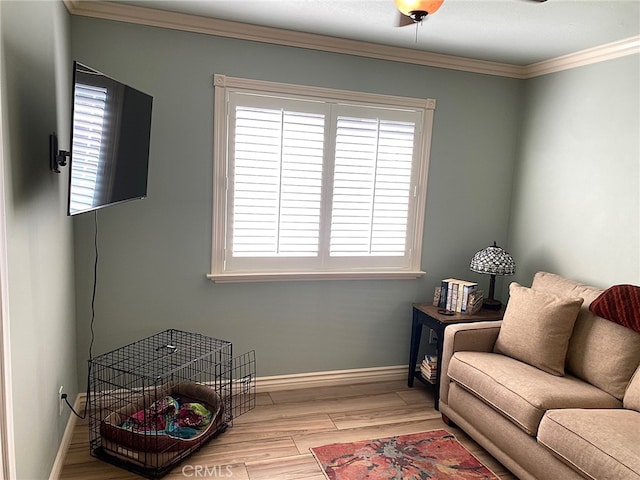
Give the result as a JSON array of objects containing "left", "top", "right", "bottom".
[{"left": 88, "top": 329, "right": 256, "bottom": 478}]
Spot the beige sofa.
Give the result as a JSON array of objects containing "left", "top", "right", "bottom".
[{"left": 439, "top": 272, "right": 640, "bottom": 480}]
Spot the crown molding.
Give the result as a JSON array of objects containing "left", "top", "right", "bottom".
[
  {"left": 62, "top": 0, "right": 526, "bottom": 78},
  {"left": 64, "top": 1, "right": 639, "bottom": 80},
  {"left": 523, "top": 35, "right": 640, "bottom": 78}
]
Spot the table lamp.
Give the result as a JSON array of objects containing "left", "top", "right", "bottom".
[{"left": 469, "top": 241, "right": 516, "bottom": 310}]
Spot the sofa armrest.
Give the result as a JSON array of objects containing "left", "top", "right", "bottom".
[{"left": 439, "top": 320, "right": 502, "bottom": 406}]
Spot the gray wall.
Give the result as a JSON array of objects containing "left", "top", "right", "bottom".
[
  {"left": 0, "top": 1, "right": 77, "bottom": 478},
  {"left": 1, "top": 7, "right": 635, "bottom": 476},
  {"left": 70, "top": 17, "right": 521, "bottom": 381},
  {"left": 509, "top": 55, "right": 640, "bottom": 288}
]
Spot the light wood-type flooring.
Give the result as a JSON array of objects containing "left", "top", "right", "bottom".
[{"left": 59, "top": 380, "right": 517, "bottom": 479}]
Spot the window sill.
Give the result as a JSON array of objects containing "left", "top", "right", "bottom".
[{"left": 206, "top": 270, "right": 426, "bottom": 283}]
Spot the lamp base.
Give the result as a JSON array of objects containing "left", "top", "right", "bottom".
[{"left": 482, "top": 298, "right": 503, "bottom": 310}]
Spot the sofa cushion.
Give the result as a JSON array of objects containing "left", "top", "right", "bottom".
[
  {"left": 590, "top": 284, "right": 640, "bottom": 334},
  {"left": 494, "top": 282, "right": 583, "bottom": 376},
  {"left": 625, "top": 368, "right": 640, "bottom": 412},
  {"left": 448, "top": 351, "right": 622, "bottom": 436},
  {"left": 538, "top": 409, "right": 640, "bottom": 480},
  {"left": 532, "top": 272, "right": 640, "bottom": 399}
]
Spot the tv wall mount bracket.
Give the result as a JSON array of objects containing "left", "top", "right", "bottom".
[{"left": 49, "top": 132, "right": 70, "bottom": 173}]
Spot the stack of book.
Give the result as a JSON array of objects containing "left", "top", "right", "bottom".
[
  {"left": 436, "top": 278, "right": 480, "bottom": 313},
  {"left": 420, "top": 354, "right": 438, "bottom": 384}
]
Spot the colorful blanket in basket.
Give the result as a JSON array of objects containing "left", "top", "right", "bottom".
[{"left": 121, "top": 395, "right": 213, "bottom": 439}]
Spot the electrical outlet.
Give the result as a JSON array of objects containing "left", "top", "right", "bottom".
[
  {"left": 429, "top": 329, "right": 438, "bottom": 344},
  {"left": 58, "top": 386, "right": 64, "bottom": 416}
]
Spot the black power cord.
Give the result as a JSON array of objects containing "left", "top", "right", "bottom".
[{"left": 64, "top": 210, "right": 98, "bottom": 419}]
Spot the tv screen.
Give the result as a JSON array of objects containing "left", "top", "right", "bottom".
[{"left": 68, "top": 62, "right": 153, "bottom": 216}]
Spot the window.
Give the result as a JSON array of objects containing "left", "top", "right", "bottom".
[
  {"left": 70, "top": 83, "right": 108, "bottom": 212},
  {"left": 209, "top": 75, "right": 435, "bottom": 282}
]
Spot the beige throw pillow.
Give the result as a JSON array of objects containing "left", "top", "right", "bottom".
[{"left": 494, "top": 282, "right": 583, "bottom": 376}]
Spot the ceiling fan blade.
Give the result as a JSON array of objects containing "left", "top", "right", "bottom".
[{"left": 395, "top": 11, "right": 415, "bottom": 27}]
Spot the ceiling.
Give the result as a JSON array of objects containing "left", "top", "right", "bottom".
[{"left": 114, "top": 0, "right": 640, "bottom": 65}]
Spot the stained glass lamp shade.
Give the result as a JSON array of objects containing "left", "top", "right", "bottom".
[{"left": 470, "top": 241, "right": 516, "bottom": 310}]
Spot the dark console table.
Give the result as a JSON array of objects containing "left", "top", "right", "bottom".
[{"left": 408, "top": 303, "right": 504, "bottom": 410}]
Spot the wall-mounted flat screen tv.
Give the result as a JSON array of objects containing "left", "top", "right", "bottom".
[{"left": 68, "top": 62, "right": 153, "bottom": 216}]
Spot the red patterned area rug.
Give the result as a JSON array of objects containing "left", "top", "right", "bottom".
[{"left": 310, "top": 429, "right": 499, "bottom": 480}]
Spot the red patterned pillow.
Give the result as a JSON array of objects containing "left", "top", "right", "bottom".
[{"left": 589, "top": 284, "right": 640, "bottom": 333}]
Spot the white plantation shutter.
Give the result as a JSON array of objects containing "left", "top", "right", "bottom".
[
  {"left": 331, "top": 111, "right": 415, "bottom": 257},
  {"left": 232, "top": 104, "right": 325, "bottom": 257},
  {"left": 227, "top": 93, "right": 330, "bottom": 273},
  {"left": 69, "top": 84, "right": 108, "bottom": 212},
  {"left": 211, "top": 75, "right": 435, "bottom": 281}
]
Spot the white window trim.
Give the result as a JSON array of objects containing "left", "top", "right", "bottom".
[{"left": 208, "top": 74, "right": 435, "bottom": 283}]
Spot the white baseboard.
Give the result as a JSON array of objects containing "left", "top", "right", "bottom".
[
  {"left": 49, "top": 396, "right": 81, "bottom": 480},
  {"left": 256, "top": 365, "right": 408, "bottom": 392},
  {"left": 48, "top": 365, "right": 409, "bottom": 479}
]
